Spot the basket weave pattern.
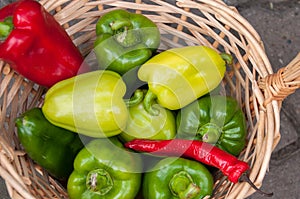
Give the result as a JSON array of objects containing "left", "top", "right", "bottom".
[{"left": 0, "top": 0, "right": 299, "bottom": 198}]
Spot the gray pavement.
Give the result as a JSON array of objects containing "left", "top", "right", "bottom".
[{"left": 0, "top": 0, "right": 299, "bottom": 198}]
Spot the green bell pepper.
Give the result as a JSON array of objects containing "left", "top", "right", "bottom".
[
  {"left": 42, "top": 70, "right": 129, "bottom": 138},
  {"left": 138, "top": 46, "right": 231, "bottom": 111},
  {"left": 143, "top": 157, "right": 214, "bottom": 199},
  {"left": 67, "top": 137, "right": 142, "bottom": 199},
  {"left": 176, "top": 95, "right": 247, "bottom": 156},
  {"left": 15, "top": 108, "right": 84, "bottom": 180},
  {"left": 119, "top": 89, "right": 176, "bottom": 142},
  {"left": 94, "top": 9, "right": 160, "bottom": 75}
]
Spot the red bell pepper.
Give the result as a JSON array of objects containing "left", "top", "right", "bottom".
[{"left": 0, "top": 0, "right": 88, "bottom": 87}]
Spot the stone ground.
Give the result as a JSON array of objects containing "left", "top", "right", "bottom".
[{"left": 0, "top": 0, "right": 299, "bottom": 198}]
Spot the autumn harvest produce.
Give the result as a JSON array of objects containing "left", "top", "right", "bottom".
[
  {"left": 67, "top": 137, "right": 142, "bottom": 199},
  {"left": 0, "top": 0, "right": 88, "bottom": 87},
  {"left": 42, "top": 70, "right": 128, "bottom": 138},
  {"left": 125, "top": 139, "right": 249, "bottom": 183},
  {"left": 15, "top": 108, "right": 84, "bottom": 180},
  {"left": 125, "top": 139, "right": 273, "bottom": 197},
  {"left": 176, "top": 95, "right": 247, "bottom": 156},
  {"left": 138, "top": 46, "right": 231, "bottom": 111},
  {"left": 94, "top": 9, "right": 160, "bottom": 75},
  {"left": 143, "top": 157, "right": 214, "bottom": 199},
  {"left": 2, "top": 0, "right": 296, "bottom": 199},
  {"left": 119, "top": 89, "right": 176, "bottom": 142}
]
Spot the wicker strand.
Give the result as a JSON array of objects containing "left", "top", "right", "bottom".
[
  {"left": 0, "top": 154, "right": 35, "bottom": 199},
  {"left": 259, "top": 53, "right": 300, "bottom": 106}
]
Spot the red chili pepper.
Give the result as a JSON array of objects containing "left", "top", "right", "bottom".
[
  {"left": 0, "top": 0, "right": 88, "bottom": 87},
  {"left": 125, "top": 139, "right": 273, "bottom": 196}
]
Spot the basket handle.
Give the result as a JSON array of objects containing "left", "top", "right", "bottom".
[{"left": 259, "top": 52, "right": 300, "bottom": 106}]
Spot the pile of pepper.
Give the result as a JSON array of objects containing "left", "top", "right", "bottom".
[{"left": 0, "top": 1, "right": 273, "bottom": 199}]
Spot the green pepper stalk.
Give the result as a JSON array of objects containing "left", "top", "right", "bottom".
[
  {"left": 124, "top": 88, "right": 145, "bottom": 107},
  {"left": 143, "top": 157, "right": 214, "bottom": 199},
  {"left": 94, "top": 9, "right": 160, "bottom": 75},
  {"left": 176, "top": 95, "right": 247, "bottom": 156},
  {"left": 67, "top": 137, "right": 142, "bottom": 199},
  {"left": 0, "top": 17, "right": 13, "bottom": 40}
]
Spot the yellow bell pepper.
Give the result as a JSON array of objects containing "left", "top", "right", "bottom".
[
  {"left": 42, "top": 70, "right": 128, "bottom": 138},
  {"left": 138, "top": 46, "right": 229, "bottom": 111}
]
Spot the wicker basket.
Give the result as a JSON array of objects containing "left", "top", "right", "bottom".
[{"left": 0, "top": 0, "right": 299, "bottom": 198}]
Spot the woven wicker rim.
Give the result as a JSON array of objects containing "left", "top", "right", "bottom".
[{"left": 0, "top": 0, "right": 299, "bottom": 198}]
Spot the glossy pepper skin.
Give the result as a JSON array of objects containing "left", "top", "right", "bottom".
[
  {"left": 94, "top": 9, "right": 160, "bottom": 75},
  {"left": 119, "top": 89, "right": 176, "bottom": 142},
  {"left": 176, "top": 95, "right": 247, "bottom": 156},
  {"left": 15, "top": 108, "right": 84, "bottom": 180},
  {"left": 125, "top": 139, "right": 249, "bottom": 184},
  {"left": 138, "top": 46, "right": 228, "bottom": 111},
  {"left": 42, "top": 70, "right": 128, "bottom": 138},
  {"left": 0, "top": 0, "right": 87, "bottom": 87},
  {"left": 67, "top": 137, "right": 142, "bottom": 199},
  {"left": 126, "top": 139, "right": 274, "bottom": 197},
  {"left": 143, "top": 157, "right": 214, "bottom": 199}
]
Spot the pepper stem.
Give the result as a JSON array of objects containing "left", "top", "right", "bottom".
[
  {"left": 220, "top": 53, "right": 233, "bottom": 67},
  {"left": 239, "top": 173, "right": 273, "bottom": 197},
  {"left": 124, "top": 89, "right": 145, "bottom": 107},
  {"left": 86, "top": 169, "right": 113, "bottom": 195},
  {"left": 110, "top": 19, "right": 140, "bottom": 47},
  {"left": 169, "top": 171, "right": 201, "bottom": 199},
  {"left": 0, "top": 17, "right": 13, "bottom": 41},
  {"left": 198, "top": 123, "right": 222, "bottom": 144},
  {"left": 143, "top": 90, "right": 160, "bottom": 116}
]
